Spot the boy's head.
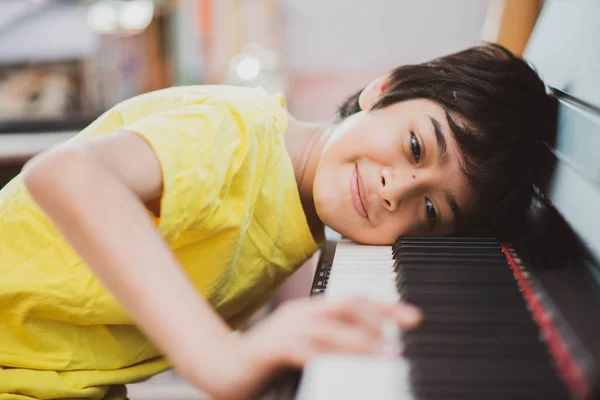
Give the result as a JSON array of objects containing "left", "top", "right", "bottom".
[{"left": 313, "top": 43, "right": 553, "bottom": 245}]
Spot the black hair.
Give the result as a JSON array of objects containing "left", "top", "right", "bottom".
[{"left": 336, "top": 43, "right": 557, "bottom": 239}]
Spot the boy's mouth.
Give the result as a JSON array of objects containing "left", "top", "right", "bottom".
[{"left": 351, "top": 163, "right": 369, "bottom": 220}]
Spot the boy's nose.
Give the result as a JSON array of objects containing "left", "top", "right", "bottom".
[{"left": 379, "top": 167, "right": 419, "bottom": 212}]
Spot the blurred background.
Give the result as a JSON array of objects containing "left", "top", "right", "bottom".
[
  {"left": 0, "top": 0, "right": 546, "bottom": 187},
  {"left": 0, "top": 0, "right": 494, "bottom": 122},
  {"left": 0, "top": 0, "right": 567, "bottom": 398}
]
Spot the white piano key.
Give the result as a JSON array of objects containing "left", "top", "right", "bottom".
[
  {"left": 326, "top": 274, "right": 396, "bottom": 287},
  {"left": 329, "top": 268, "right": 392, "bottom": 275},
  {"left": 296, "top": 355, "right": 414, "bottom": 400},
  {"left": 331, "top": 261, "right": 390, "bottom": 269},
  {"left": 298, "top": 241, "right": 412, "bottom": 399},
  {"left": 334, "top": 253, "right": 393, "bottom": 259},
  {"left": 326, "top": 284, "right": 398, "bottom": 302},
  {"left": 381, "top": 320, "right": 403, "bottom": 355},
  {"left": 326, "top": 242, "right": 399, "bottom": 303}
]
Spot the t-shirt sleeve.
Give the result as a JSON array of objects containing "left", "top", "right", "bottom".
[{"left": 122, "top": 97, "right": 249, "bottom": 242}]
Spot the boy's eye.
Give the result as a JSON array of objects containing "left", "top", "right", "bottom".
[
  {"left": 425, "top": 198, "right": 437, "bottom": 227},
  {"left": 410, "top": 131, "right": 421, "bottom": 162}
]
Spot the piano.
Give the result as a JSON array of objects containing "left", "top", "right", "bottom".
[{"left": 260, "top": 4, "right": 600, "bottom": 397}]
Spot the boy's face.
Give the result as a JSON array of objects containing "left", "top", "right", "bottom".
[{"left": 313, "top": 82, "right": 475, "bottom": 245}]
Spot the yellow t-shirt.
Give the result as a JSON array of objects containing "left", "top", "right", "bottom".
[{"left": 0, "top": 85, "right": 319, "bottom": 399}]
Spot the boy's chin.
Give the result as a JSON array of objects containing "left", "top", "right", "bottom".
[{"left": 326, "top": 221, "right": 364, "bottom": 243}]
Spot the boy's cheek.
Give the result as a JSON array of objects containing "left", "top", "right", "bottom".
[{"left": 314, "top": 195, "right": 349, "bottom": 235}]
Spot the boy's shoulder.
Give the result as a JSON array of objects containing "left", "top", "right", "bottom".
[
  {"left": 118, "top": 85, "right": 282, "bottom": 109},
  {"left": 111, "top": 85, "right": 287, "bottom": 126}
]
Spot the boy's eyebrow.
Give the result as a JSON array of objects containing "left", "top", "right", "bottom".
[
  {"left": 444, "top": 189, "right": 461, "bottom": 228},
  {"left": 428, "top": 116, "right": 450, "bottom": 167}
]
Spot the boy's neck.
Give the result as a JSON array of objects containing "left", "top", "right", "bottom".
[{"left": 284, "top": 114, "right": 333, "bottom": 243}]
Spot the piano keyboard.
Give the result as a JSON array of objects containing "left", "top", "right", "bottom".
[{"left": 296, "top": 237, "right": 570, "bottom": 400}]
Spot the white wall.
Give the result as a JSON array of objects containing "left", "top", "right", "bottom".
[
  {"left": 281, "top": 0, "right": 491, "bottom": 120},
  {"left": 0, "top": 1, "right": 97, "bottom": 64},
  {"left": 282, "top": 0, "right": 490, "bottom": 70},
  {"left": 526, "top": 0, "right": 600, "bottom": 108}
]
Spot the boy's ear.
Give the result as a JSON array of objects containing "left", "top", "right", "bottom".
[{"left": 358, "top": 74, "right": 391, "bottom": 111}]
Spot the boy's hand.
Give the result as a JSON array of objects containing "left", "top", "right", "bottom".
[
  {"left": 246, "top": 295, "right": 422, "bottom": 367},
  {"left": 200, "top": 296, "right": 422, "bottom": 399}
]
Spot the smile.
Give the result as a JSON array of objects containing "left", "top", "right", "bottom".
[{"left": 351, "top": 164, "right": 369, "bottom": 219}]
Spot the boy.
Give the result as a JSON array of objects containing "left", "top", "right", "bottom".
[{"left": 0, "top": 43, "right": 551, "bottom": 399}]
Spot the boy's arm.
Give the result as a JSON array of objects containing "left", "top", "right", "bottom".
[
  {"left": 23, "top": 130, "right": 422, "bottom": 399},
  {"left": 22, "top": 130, "right": 241, "bottom": 381}
]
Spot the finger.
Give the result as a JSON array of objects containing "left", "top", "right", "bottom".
[
  {"left": 336, "top": 297, "right": 423, "bottom": 329},
  {"left": 310, "top": 321, "right": 392, "bottom": 356},
  {"left": 325, "top": 296, "right": 422, "bottom": 331},
  {"left": 387, "top": 301, "right": 423, "bottom": 329},
  {"left": 320, "top": 297, "right": 384, "bottom": 338},
  {"left": 281, "top": 343, "right": 320, "bottom": 369}
]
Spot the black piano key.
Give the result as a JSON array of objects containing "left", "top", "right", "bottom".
[
  {"left": 394, "top": 236, "right": 499, "bottom": 250},
  {"left": 407, "top": 358, "right": 561, "bottom": 384},
  {"left": 395, "top": 248, "right": 502, "bottom": 258},
  {"left": 398, "top": 282, "right": 526, "bottom": 299},
  {"left": 402, "top": 330, "right": 546, "bottom": 348},
  {"left": 396, "top": 244, "right": 504, "bottom": 253},
  {"left": 400, "top": 295, "right": 531, "bottom": 316},
  {"left": 395, "top": 257, "right": 508, "bottom": 269},
  {"left": 405, "top": 344, "right": 549, "bottom": 359},
  {"left": 411, "top": 382, "right": 569, "bottom": 400},
  {"left": 413, "top": 311, "right": 537, "bottom": 327},
  {"left": 395, "top": 251, "right": 506, "bottom": 260},
  {"left": 398, "top": 264, "right": 513, "bottom": 276},
  {"left": 411, "top": 322, "right": 541, "bottom": 336},
  {"left": 395, "top": 262, "right": 509, "bottom": 275},
  {"left": 397, "top": 236, "right": 497, "bottom": 241},
  {"left": 397, "top": 268, "right": 515, "bottom": 285},
  {"left": 404, "top": 303, "right": 533, "bottom": 318},
  {"left": 397, "top": 257, "right": 510, "bottom": 267},
  {"left": 396, "top": 246, "right": 505, "bottom": 254},
  {"left": 394, "top": 236, "right": 498, "bottom": 248},
  {"left": 391, "top": 236, "right": 568, "bottom": 398},
  {"left": 403, "top": 330, "right": 550, "bottom": 359},
  {"left": 394, "top": 256, "right": 509, "bottom": 270}
]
